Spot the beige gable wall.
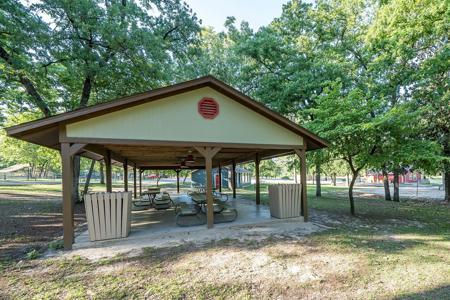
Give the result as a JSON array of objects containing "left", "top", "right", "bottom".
[{"left": 66, "top": 87, "right": 303, "bottom": 146}]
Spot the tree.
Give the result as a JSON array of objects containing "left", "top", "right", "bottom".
[
  {"left": 1, "top": 0, "right": 200, "bottom": 202},
  {"left": 321, "top": 158, "right": 349, "bottom": 187},
  {"left": 308, "top": 82, "right": 379, "bottom": 215},
  {"left": 1, "top": 113, "right": 61, "bottom": 178},
  {"left": 368, "top": 104, "right": 442, "bottom": 201},
  {"left": 260, "top": 159, "right": 282, "bottom": 179},
  {"left": 180, "top": 169, "right": 191, "bottom": 184},
  {"left": 366, "top": 0, "right": 450, "bottom": 201},
  {"left": 82, "top": 159, "right": 95, "bottom": 198}
]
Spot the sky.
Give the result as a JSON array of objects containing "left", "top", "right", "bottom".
[{"left": 183, "top": 0, "right": 290, "bottom": 32}]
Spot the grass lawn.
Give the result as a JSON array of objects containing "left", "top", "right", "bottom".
[{"left": 0, "top": 182, "right": 449, "bottom": 299}]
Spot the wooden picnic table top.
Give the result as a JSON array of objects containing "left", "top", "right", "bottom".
[
  {"left": 144, "top": 188, "right": 161, "bottom": 194},
  {"left": 190, "top": 193, "right": 223, "bottom": 205}
]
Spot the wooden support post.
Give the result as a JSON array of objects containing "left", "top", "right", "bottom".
[
  {"left": 133, "top": 164, "right": 137, "bottom": 198},
  {"left": 232, "top": 159, "right": 237, "bottom": 199},
  {"left": 61, "top": 144, "right": 73, "bottom": 251},
  {"left": 139, "top": 169, "right": 142, "bottom": 196},
  {"left": 218, "top": 163, "right": 222, "bottom": 193},
  {"left": 194, "top": 146, "right": 221, "bottom": 228},
  {"left": 255, "top": 153, "right": 261, "bottom": 205},
  {"left": 176, "top": 169, "right": 180, "bottom": 194},
  {"left": 61, "top": 142, "right": 86, "bottom": 250},
  {"left": 123, "top": 159, "right": 128, "bottom": 192},
  {"left": 295, "top": 148, "right": 308, "bottom": 222},
  {"left": 105, "top": 150, "right": 112, "bottom": 193}
]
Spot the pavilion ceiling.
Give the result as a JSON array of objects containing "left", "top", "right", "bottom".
[{"left": 91, "top": 144, "right": 293, "bottom": 169}]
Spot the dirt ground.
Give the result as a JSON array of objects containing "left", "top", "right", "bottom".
[{"left": 0, "top": 192, "right": 85, "bottom": 264}]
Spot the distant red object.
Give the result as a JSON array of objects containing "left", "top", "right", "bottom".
[
  {"left": 146, "top": 174, "right": 158, "bottom": 179},
  {"left": 198, "top": 97, "right": 219, "bottom": 119},
  {"left": 367, "top": 171, "right": 421, "bottom": 183}
]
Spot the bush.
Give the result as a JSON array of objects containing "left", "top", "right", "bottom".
[
  {"left": 25, "top": 249, "right": 40, "bottom": 260},
  {"left": 48, "top": 239, "right": 64, "bottom": 250}
]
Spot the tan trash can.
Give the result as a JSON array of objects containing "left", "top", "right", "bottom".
[
  {"left": 84, "top": 192, "right": 132, "bottom": 241},
  {"left": 268, "top": 184, "right": 302, "bottom": 219}
]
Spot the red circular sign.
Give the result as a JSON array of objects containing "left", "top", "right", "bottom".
[{"left": 198, "top": 97, "right": 219, "bottom": 119}]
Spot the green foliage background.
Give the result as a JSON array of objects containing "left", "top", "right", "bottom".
[{"left": 0, "top": 0, "right": 448, "bottom": 201}]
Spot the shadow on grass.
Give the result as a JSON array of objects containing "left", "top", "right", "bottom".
[
  {"left": 230, "top": 189, "right": 450, "bottom": 256},
  {"left": 393, "top": 285, "right": 450, "bottom": 300},
  {"left": 0, "top": 200, "right": 86, "bottom": 266}
]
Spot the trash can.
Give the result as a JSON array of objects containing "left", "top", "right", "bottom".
[
  {"left": 268, "top": 184, "right": 302, "bottom": 219},
  {"left": 84, "top": 192, "right": 132, "bottom": 241}
]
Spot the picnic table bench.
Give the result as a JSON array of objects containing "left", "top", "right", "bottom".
[{"left": 176, "top": 192, "right": 237, "bottom": 227}]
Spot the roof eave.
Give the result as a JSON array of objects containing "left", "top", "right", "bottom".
[{"left": 5, "top": 75, "right": 328, "bottom": 150}]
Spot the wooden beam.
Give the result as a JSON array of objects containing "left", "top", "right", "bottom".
[
  {"left": 83, "top": 144, "right": 125, "bottom": 164},
  {"left": 194, "top": 146, "right": 221, "bottom": 228},
  {"left": 176, "top": 169, "right": 180, "bottom": 194},
  {"left": 59, "top": 136, "right": 305, "bottom": 150},
  {"left": 255, "top": 153, "right": 261, "bottom": 205},
  {"left": 139, "top": 169, "right": 142, "bottom": 195},
  {"left": 123, "top": 158, "right": 128, "bottom": 192},
  {"left": 68, "top": 143, "right": 87, "bottom": 156},
  {"left": 218, "top": 163, "right": 222, "bottom": 193},
  {"left": 205, "top": 155, "right": 214, "bottom": 228},
  {"left": 295, "top": 149, "right": 308, "bottom": 221},
  {"left": 232, "top": 159, "right": 237, "bottom": 199},
  {"left": 194, "top": 146, "right": 221, "bottom": 158},
  {"left": 105, "top": 150, "right": 112, "bottom": 193},
  {"left": 60, "top": 143, "right": 86, "bottom": 251},
  {"left": 221, "top": 149, "right": 294, "bottom": 166},
  {"left": 139, "top": 165, "right": 205, "bottom": 170},
  {"left": 133, "top": 163, "right": 137, "bottom": 198}
]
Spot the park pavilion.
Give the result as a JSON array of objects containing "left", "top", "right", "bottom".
[{"left": 5, "top": 76, "right": 327, "bottom": 250}]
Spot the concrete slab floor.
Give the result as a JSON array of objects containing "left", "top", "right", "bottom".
[{"left": 70, "top": 193, "right": 319, "bottom": 260}]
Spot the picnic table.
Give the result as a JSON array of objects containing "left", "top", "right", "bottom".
[
  {"left": 176, "top": 192, "right": 238, "bottom": 227},
  {"left": 133, "top": 187, "right": 161, "bottom": 207},
  {"left": 190, "top": 193, "right": 225, "bottom": 214}
]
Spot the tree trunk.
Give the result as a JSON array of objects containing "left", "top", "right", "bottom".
[
  {"left": 445, "top": 171, "right": 449, "bottom": 202},
  {"left": 72, "top": 155, "right": 81, "bottom": 203},
  {"left": 99, "top": 162, "right": 105, "bottom": 184},
  {"left": 293, "top": 167, "right": 298, "bottom": 183},
  {"left": 315, "top": 163, "right": 321, "bottom": 197},
  {"left": 349, "top": 171, "right": 358, "bottom": 216},
  {"left": 382, "top": 168, "right": 391, "bottom": 201},
  {"left": 444, "top": 143, "right": 450, "bottom": 202},
  {"left": 332, "top": 173, "right": 337, "bottom": 186},
  {"left": 83, "top": 160, "right": 95, "bottom": 199},
  {"left": 183, "top": 172, "right": 189, "bottom": 184},
  {"left": 80, "top": 76, "right": 92, "bottom": 108},
  {"left": 393, "top": 170, "right": 400, "bottom": 202},
  {"left": 38, "top": 164, "right": 45, "bottom": 178},
  {"left": 312, "top": 172, "right": 315, "bottom": 185},
  {"left": 0, "top": 46, "right": 52, "bottom": 117}
]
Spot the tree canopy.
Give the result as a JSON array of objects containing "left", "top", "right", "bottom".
[{"left": 1, "top": 0, "right": 449, "bottom": 207}]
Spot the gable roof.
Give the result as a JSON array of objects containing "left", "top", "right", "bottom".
[{"left": 5, "top": 75, "right": 328, "bottom": 150}]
